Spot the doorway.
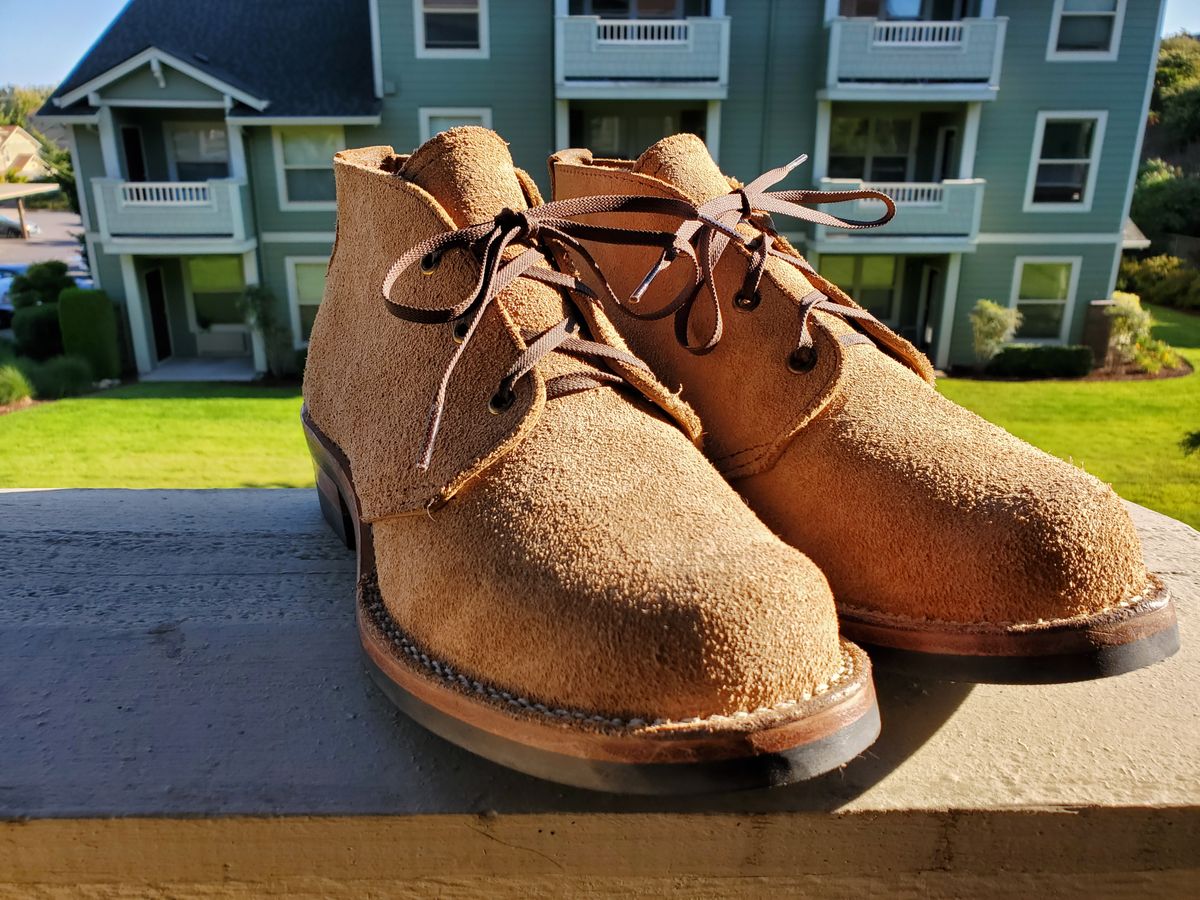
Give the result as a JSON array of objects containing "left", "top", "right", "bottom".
[
  {"left": 144, "top": 268, "right": 172, "bottom": 362},
  {"left": 916, "top": 263, "right": 942, "bottom": 351},
  {"left": 933, "top": 126, "right": 959, "bottom": 183},
  {"left": 120, "top": 126, "right": 147, "bottom": 182}
]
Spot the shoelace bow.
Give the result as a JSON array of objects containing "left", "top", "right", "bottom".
[
  {"left": 381, "top": 196, "right": 697, "bottom": 469},
  {"left": 624, "top": 154, "right": 897, "bottom": 368}
]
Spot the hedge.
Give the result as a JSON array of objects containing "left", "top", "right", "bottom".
[
  {"left": 8, "top": 260, "right": 75, "bottom": 309},
  {"left": 17, "top": 354, "right": 94, "bottom": 399},
  {"left": 986, "top": 344, "right": 1094, "bottom": 379},
  {"left": 12, "top": 303, "right": 63, "bottom": 360},
  {"left": 58, "top": 288, "right": 120, "bottom": 380}
]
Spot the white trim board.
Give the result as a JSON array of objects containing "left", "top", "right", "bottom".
[
  {"left": 1046, "top": 0, "right": 1126, "bottom": 63},
  {"left": 55, "top": 47, "right": 269, "bottom": 111},
  {"left": 260, "top": 232, "right": 337, "bottom": 244},
  {"left": 977, "top": 232, "right": 1122, "bottom": 245},
  {"left": 284, "top": 255, "right": 332, "bottom": 349},
  {"left": 1008, "top": 255, "right": 1082, "bottom": 345},
  {"left": 227, "top": 116, "right": 381, "bottom": 127},
  {"left": 1022, "top": 110, "right": 1108, "bottom": 214},
  {"left": 414, "top": 0, "right": 490, "bottom": 60},
  {"left": 418, "top": 107, "right": 493, "bottom": 143}
]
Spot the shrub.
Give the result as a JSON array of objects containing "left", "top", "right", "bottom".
[
  {"left": 17, "top": 354, "right": 94, "bottom": 399},
  {"left": 1131, "top": 337, "right": 1181, "bottom": 376},
  {"left": 8, "top": 260, "right": 74, "bottom": 309},
  {"left": 986, "top": 344, "right": 1094, "bottom": 379},
  {"left": 0, "top": 364, "right": 32, "bottom": 405},
  {"left": 58, "top": 288, "right": 120, "bottom": 380},
  {"left": 1129, "top": 165, "right": 1200, "bottom": 244},
  {"left": 1119, "top": 255, "right": 1200, "bottom": 309},
  {"left": 12, "top": 303, "right": 63, "bottom": 360},
  {"left": 1106, "top": 291, "right": 1155, "bottom": 359},
  {"left": 0, "top": 337, "right": 14, "bottom": 363},
  {"left": 969, "top": 299, "right": 1022, "bottom": 367}
]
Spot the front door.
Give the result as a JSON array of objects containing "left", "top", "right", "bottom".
[
  {"left": 121, "top": 126, "right": 147, "bottom": 182},
  {"left": 144, "top": 268, "right": 172, "bottom": 362},
  {"left": 917, "top": 263, "right": 942, "bottom": 351}
]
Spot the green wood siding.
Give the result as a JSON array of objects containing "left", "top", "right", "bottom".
[{"left": 100, "top": 65, "right": 225, "bottom": 104}]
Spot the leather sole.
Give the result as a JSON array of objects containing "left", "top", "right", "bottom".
[
  {"left": 303, "top": 409, "right": 881, "bottom": 794},
  {"left": 838, "top": 584, "right": 1179, "bottom": 684}
]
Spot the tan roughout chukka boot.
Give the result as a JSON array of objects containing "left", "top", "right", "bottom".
[
  {"left": 549, "top": 134, "right": 1179, "bottom": 683},
  {"left": 300, "top": 127, "right": 881, "bottom": 792}
]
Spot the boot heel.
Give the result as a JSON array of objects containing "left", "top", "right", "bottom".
[{"left": 314, "top": 463, "right": 356, "bottom": 550}]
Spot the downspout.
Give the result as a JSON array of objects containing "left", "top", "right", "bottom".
[{"left": 758, "top": 0, "right": 777, "bottom": 173}]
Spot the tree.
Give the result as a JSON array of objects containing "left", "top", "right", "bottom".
[
  {"left": 0, "top": 84, "right": 77, "bottom": 212},
  {"left": 1152, "top": 35, "right": 1200, "bottom": 146}
]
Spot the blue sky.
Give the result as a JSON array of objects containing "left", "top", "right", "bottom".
[{"left": 2, "top": 0, "right": 1199, "bottom": 86}]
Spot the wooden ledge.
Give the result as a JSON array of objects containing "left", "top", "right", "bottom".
[{"left": 2, "top": 489, "right": 1197, "bottom": 897}]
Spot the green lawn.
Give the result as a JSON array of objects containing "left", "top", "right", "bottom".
[
  {"left": 0, "top": 382, "right": 310, "bottom": 489},
  {"left": 1, "top": 306, "right": 1197, "bottom": 527},
  {"left": 938, "top": 305, "right": 1200, "bottom": 529}
]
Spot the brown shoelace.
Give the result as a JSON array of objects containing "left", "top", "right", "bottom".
[
  {"left": 382, "top": 198, "right": 696, "bottom": 469},
  {"left": 623, "top": 154, "right": 896, "bottom": 368}
]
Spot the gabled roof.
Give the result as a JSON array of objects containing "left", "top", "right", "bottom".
[{"left": 39, "top": 0, "right": 379, "bottom": 120}]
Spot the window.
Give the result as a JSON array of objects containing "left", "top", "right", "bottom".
[
  {"left": 1024, "top": 111, "right": 1106, "bottom": 211},
  {"left": 570, "top": 1, "right": 704, "bottom": 17},
  {"left": 569, "top": 102, "right": 705, "bottom": 160},
  {"left": 419, "top": 107, "right": 493, "bottom": 142},
  {"left": 186, "top": 256, "right": 245, "bottom": 330},
  {"left": 839, "top": 0, "right": 926, "bottom": 18},
  {"left": 415, "top": 0, "right": 489, "bottom": 58},
  {"left": 1010, "top": 258, "right": 1079, "bottom": 342},
  {"left": 828, "top": 116, "right": 913, "bottom": 182},
  {"left": 165, "top": 123, "right": 229, "bottom": 181},
  {"left": 819, "top": 255, "right": 901, "bottom": 325},
  {"left": 1048, "top": 0, "right": 1125, "bottom": 61},
  {"left": 287, "top": 257, "right": 329, "bottom": 346},
  {"left": 273, "top": 127, "right": 343, "bottom": 210}
]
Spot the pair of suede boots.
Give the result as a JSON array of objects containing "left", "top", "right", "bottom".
[{"left": 301, "top": 127, "right": 1178, "bottom": 794}]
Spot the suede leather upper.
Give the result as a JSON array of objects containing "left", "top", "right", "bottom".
[{"left": 550, "top": 134, "right": 1152, "bottom": 627}]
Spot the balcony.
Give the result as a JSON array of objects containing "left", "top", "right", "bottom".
[
  {"left": 812, "top": 178, "right": 985, "bottom": 250},
  {"left": 92, "top": 178, "right": 254, "bottom": 246},
  {"left": 555, "top": 16, "right": 730, "bottom": 99},
  {"left": 825, "top": 17, "right": 1007, "bottom": 101}
]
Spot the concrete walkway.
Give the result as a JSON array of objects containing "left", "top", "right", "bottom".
[{"left": 1, "top": 489, "right": 1196, "bottom": 896}]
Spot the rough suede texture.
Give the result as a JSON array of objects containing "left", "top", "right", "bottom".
[
  {"left": 550, "top": 135, "right": 1151, "bottom": 627},
  {"left": 303, "top": 129, "right": 844, "bottom": 721}
]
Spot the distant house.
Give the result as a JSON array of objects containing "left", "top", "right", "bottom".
[
  {"left": 0, "top": 125, "right": 51, "bottom": 179},
  {"left": 37, "top": 0, "right": 1165, "bottom": 377}
]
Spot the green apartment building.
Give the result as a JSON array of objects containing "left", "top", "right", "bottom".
[{"left": 38, "top": 0, "right": 1162, "bottom": 376}]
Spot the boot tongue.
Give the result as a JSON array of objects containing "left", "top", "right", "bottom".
[
  {"left": 400, "top": 126, "right": 528, "bottom": 227},
  {"left": 633, "top": 133, "right": 735, "bottom": 203}
]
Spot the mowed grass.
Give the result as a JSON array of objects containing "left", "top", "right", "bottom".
[
  {"left": 0, "top": 382, "right": 310, "bottom": 489},
  {"left": 938, "top": 305, "right": 1200, "bottom": 529}
]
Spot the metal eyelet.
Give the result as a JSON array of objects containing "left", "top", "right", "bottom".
[
  {"left": 787, "top": 346, "right": 817, "bottom": 374},
  {"left": 733, "top": 289, "right": 760, "bottom": 312},
  {"left": 451, "top": 321, "right": 469, "bottom": 344},
  {"left": 487, "top": 388, "right": 516, "bottom": 415},
  {"left": 420, "top": 251, "right": 442, "bottom": 275}
]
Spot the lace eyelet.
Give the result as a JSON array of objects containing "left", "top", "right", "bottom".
[
  {"left": 733, "top": 290, "right": 760, "bottom": 312},
  {"left": 787, "top": 346, "right": 817, "bottom": 374},
  {"left": 420, "top": 251, "right": 442, "bottom": 275},
  {"left": 488, "top": 388, "right": 516, "bottom": 415},
  {"left": 451, "top": 321, "right": 469, "bottom": 344}
]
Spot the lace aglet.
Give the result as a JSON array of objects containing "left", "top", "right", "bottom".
[{"left": 631, "top": 248, "right": 676, "bottom": 302}]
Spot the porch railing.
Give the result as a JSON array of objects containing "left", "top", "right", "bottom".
[
  {"left": 872, "top": 20, "right": 964, "bottom": 46},
  {"left": 119, "top": 181, "right": 212, "bottom": 206},
  {"left": 861, "top": 181, "right": 946, "bottom": 205},
  {"left": 92, "top": 178, "right": 252, "bottom": 241},
  {"left": 595, "top": 19, "right": 690, "bottom": 43},
  {"left": 814, "top": 178, "right": 985, "bottom": 240}
]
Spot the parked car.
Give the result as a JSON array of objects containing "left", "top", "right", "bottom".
[
  {"left": 0, "top": 263, "right": 29, "bottom": 328},
  {"left": 0, "top": 215, "right": 41, "bottom": 238}
]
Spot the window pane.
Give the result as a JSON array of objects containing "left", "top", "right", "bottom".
[
  {"left": 592, "top": 0, "right": 633, "bottom": 16},
  {"left": 868, "top": 156, "right": 908, "bottom": 181},
  {"left": 885, "top": 0, "right": 922, "bottom": 18},
  {"left": 858, "top": 288, "right": 894, "bottom": 320},
  {"left": 286, "top": 168, "right": 336, "bottom": 203},
  {"left": 1015, "top": 302, "right": 1065, "bottom": 339},
  {"left": 426, "top": 0, "right": 478, "bottom": 8},
  {"left": 1057, "top": 16, "right": 1114, "bottom": 51},
  {"left": 830, "top": 117, "right": 869, "bottom": 155},
  {"left": 425, "top": 12, "right": 480, "bottom": 48},
  {"left": 1018, "top": 262, "right": 1071, "bottom": 301},
  {"left": 860, "top": 255, "right": 896, "bottom": 288},
  {"left": 821, "top": 255, "right": 856, "bottom": 287},
  {"left": 170, "top": 126, "right": 228, "bottom": 164},
  {"left": 871, "top": 119, "right": 911, "bottom": 155},
  {"left": 828, "top": 156, "right": 867, "bottom": 179},
  {"left": 176, "top": 161, "right": 229, "bottom": 180},
  {"left": 193, "top": 292, "right": 243, "bottom": 327},
  {"left": 281, "top": 128, "right": 341, "bottom": 167},
  {"left": 1040, "top": 120, "right": 1094, "bottom": 160},
  {"left": 300, "top": 303, "right": 320, "bottom": 343},
  {"left": 428, "top": 114, "right": 486, "bottom": 136},
  {"left": 1033, "top": 162, "right": 1089, "bottom": 203},
  {"left": 187, "top": 256, "right": 244, "bottom": 293},
  {"left": 295, "top": 263, "right": 327, "bottom": 305}
]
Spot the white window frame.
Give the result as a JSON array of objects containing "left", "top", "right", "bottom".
[
  {"left": 163, "top": 121, "right": 230, "bottom": 181},
  {"left": 272, "top": 126, "right": 344, "bottom": 212},
  {"left": 418, "top": 107, "right": 494, "bottom": 143},
  {"left": 285, "top": 255, "right": 331, "bottom": 349},
  {"left": 1008, "top": 255, "right": 1081, "bottom": 345},
  {"left": 1047, "top": 0, "right": 1126, "bottom": 63},
  {"left": 414, "top": 0, "right": 490, "bottom": 60},
  {"left": 1023, "top": 110, "right": 1107, "bottom": 213}
]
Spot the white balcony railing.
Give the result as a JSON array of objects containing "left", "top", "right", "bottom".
[
  {"left": 596, "top": 19, "right": 689, "bottom": 43},
  {"left": 119, "top": 181, "right": 212, "bottom": 206},
  {"left": 555, "top": 16, "right": 730, "bottom": 98},
  {"left": 92, "top": 178, "right": 252, "bottom": 241},
  {"left": 814, "top": 178, "right": 985, "bottom": 241},
  {"left": 826, "top": 17, "right": 1007, "bottom": 96}
]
